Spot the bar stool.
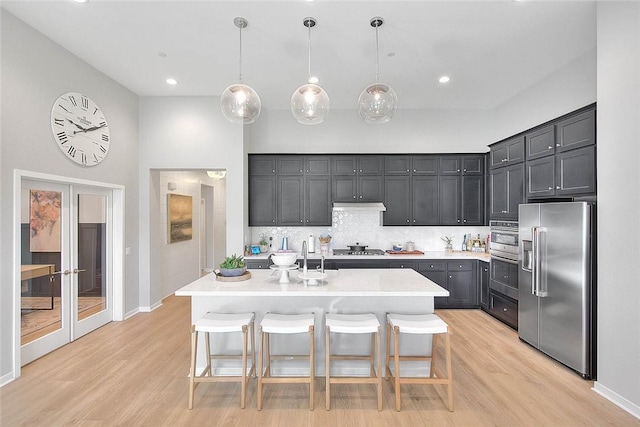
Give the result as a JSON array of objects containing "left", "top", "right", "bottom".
[
  {"left": 385, "top": 313, "right": 453, "bottom": 412},
  {"left": 325, "top": 313, "right": 382, "bottom": 411},
  {"left": 257, "top": 312, "right": 315, "bottom": 410},
  {"left": 188, "top": 312, "right": 255, "bottom": 409}
]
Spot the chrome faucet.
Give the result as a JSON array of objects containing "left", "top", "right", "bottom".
[{"left": 302, "top": 240, "right": 308, "bottom": 274}]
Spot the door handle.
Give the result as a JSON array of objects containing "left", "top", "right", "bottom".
[
  {"left": 53, "top": 269, "right": 71, "bottom": 275},
  {"left": 73, "top": 268, "right": 87, "bottom": 274}
]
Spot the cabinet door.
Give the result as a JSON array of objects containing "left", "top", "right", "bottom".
[
  {"left": 479, "top": 261, "right": 490, "bottom": 311},
  {"left": 384, "top": 156, "right": 412, "bottom": 175},
  {"left": 462, "top": 155, "right": 484, "bottom": 175},
  {"left": 412, "top": 155, "right": 438, "bottom": 175},
  {"left": 526, "top": 156, "right": 555, "bottom": 198},
  {"left": 505, "top": 136, "right": 526, "bottom": 165},
  {"left": 490, "top": 142, "right": 508, "bottom": 169},
  {"left": 421, "top": 270, "right": 448, "bottom": 308},
  {"left": 384, "top": 176, "right": 411, "bottom": 225},
  {"left": 358, "top": 175, "right": 384, "bottom": 201},
  {"left": 249, "top": 176, "right": 276, "bottom": 226},
  {"left": 332, "top": 155, "right": 357, "bottom": 175},
  {"left": 249, "top": 155, "right": 276, "bottom": 175},
  {"left": 358, "top": 156, "right": 384, "bottom": 175},
  {"left": 506, "top": 163, "right": 525, "bottom": 218},
  {"left": 332, "top": 175, "right": 357, "bottom": 201},
  {"left": 447, "top": 270, "right": 477, "bottom": 306},
  {"left": 305, "top": 156, "right": 331, "bottom": 175},
  {"left": 278, "top": 156, "right": 304, "bottom": 175},
  {"left": 439, "top": 156, "right": 461, "bottom": 175},
  {"left": 556, "top": 108, "right": 595, "bottom": 153},
  {"left": 526, "top": 125, "right": 555, "bottom": 160},
  {"left": 555, "top": 145, "right": 596, "bottom": 196},
  {"left": 462, "top": 175, "right": 484, "bottom": 225},
  {"left": 305, "top": 176, "right": 331, "bottom": 226},
  {"left": 277, "top": 176, "right": 303, "bottom": 225},
  {"left": 489, "top": 168, "right": 508, "bottom": 219},
  {"left": 413, "top": 175, "right": 439, "bottom": 225},
  {"left": 439, "top": 175, "right": 461, "bottom": 225},
  {"left": 388, "top": 260, "right": 416, "bottom": 269}
]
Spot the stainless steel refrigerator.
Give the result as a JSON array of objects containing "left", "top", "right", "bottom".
[{"left": 518, "top": 202, "right": 595, "bottom": 378}]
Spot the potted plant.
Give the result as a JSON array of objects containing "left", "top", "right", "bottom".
[
  {"left": 441, "top": 235, "right": 454, "bottom": 253},
  {"left": 259, "top": 234, "right": 269, "bottom": 253},
  {"left": 219, "top": 254, "right": 247, "bottom": 277}
]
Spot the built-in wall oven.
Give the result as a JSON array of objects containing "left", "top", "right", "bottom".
[{"left": 488, "top": 220, "right": 519, "bottom": 329}]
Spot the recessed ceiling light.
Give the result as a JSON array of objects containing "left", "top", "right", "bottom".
[
  {"left": 158, "top": 52, "right": 168, "bottom": 58},
  {"left": 439, "top": 76, "right": 451, "bottom": 84},
  {"left": 166, "top": 78, "right": 178, "bottom": 85}
]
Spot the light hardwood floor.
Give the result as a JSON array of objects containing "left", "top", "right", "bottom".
[{"left": 1, "top": 295, "right": 638, "bottom": 426}]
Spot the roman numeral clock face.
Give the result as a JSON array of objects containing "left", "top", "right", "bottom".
[{"left": 50, "top": 92, "right": 110, "bottom": 166}]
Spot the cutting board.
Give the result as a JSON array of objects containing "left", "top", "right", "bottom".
[
  {"left": 386, "top": 250, "right": 424, "bottom": 255},
  {"left": 215, "top": 271, "right": 252, "bottom": 282}
]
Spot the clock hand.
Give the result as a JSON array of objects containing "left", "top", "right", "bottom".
[
  {"left": 66, "top": 118, "right": 87, "bottom": 132},
  {"left": 83, "top": 123, "right": 107, "bottom": 132}
]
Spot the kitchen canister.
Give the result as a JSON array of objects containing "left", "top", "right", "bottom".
[{"left": 406, "top": 241, "right": 415, "bottom": 252}]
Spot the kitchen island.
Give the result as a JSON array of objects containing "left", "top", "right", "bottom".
[{"left": 175, "top": 268, "right": 448, "bottom": 376}]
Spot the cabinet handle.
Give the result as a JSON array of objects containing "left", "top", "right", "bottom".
[
  {"left": 449, "top": 275, "right": 452, "bottom": 279},
  {"left": 556, "top": 143, "right": 561, "bottom": 147},
  {"left": 359, "top": 169, "right": 363, "bottom": 172},
  {"left": 463, "top": 219, "right": 467, "bottom": 223},
  {"left": 548, "top": 187, "right": 553, "bottom": 190},
  {"left": 457, "top": 169, "right": 461, "bottom": 172},
  {"left": 430, "top": 265, "right": 434, "bottom": 268},
  {"left": 353, "top": 169, "right": 357, "bottom": 173},
  {"left": 503, "top": 307, "right": 508, "bottom": 312},
  {"left": 457, "top": 219, "right": 461, "bottom": 223},
  {"left": 556, "top": 185, "right": 560, "bottom": 190},
  {"left": 548, "top": 145, "right": 553, "bottom": 150},
  {"left": 306, "top": 219, "right": 309, "bottom": 223},
  {"left": 359, "top": 195, "right": 363, "bottom": 199},
  {"left": 406, "top": 219, "right": 410, "bottom": 223},
  {"left": 272, "top": 169, "right": 275, "bottom": 173},
  {"left": 300, "top": 169, "right": 303, "bottom": 173},
  {"left": 502, "top": 210, "right": 507, "bottom": 213},
  {"left": 501, "top": 158, "right": 507, "bottom": 163},
  {"left": 353, "top": 195, "right": 356, "bottom": 199},
  {"left": 413, "top": 219, "right": 416, "bottom": 223},
  {"left": 300, "top": 219, "right": 303, "bottom": 223},
  {"left": 407, "top": 169, "right": 410, "bottom": 172},
  {"left": 463, "top": 169, "right": 467, "bottom": 172},
  {"left": 484, "top": 268, "right": 488, "bottom": 272},
  {"left": 413, "top": 169, "right": 417, "bottom": 172}
]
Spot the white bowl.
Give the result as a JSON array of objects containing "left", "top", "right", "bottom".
[{"left": 270, "top": 253, "right": 298, "bottom": 266}]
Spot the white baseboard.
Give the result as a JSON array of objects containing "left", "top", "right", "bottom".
[
  {"left": 0, "top": 372, "right": 16, "bottom": 388},
  {"left": 139, "top": 300, "right": 163, "bottom": 313},
  {"left": 593, "top": 382, "right": 640, "bottom": 419},
  {"left": 124, "top": 307, "right": 140, "bottom": 319}
]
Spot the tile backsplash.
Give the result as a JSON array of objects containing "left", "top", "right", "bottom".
[{"left": 252, "top": 210, "right": 489, "bottom": 253}]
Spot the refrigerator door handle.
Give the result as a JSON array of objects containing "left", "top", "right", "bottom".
[{"left": 533, "top": 226, "right": 548, "bottom": 297}]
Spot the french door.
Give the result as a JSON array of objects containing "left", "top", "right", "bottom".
[{"left": 21, "top": 179, "right": 113, "bottom": 364}]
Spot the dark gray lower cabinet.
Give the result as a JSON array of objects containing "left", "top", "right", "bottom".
[
  {"left": 479, "top": 260, "right": 489, "bottom": 311},
  {"left": 249, "top": 176, "right": 276, "bottom": 226},
  {"left": 246, "top": 260, "right": 270, "bottom": 269},
  {"left": 417, "top": 260, "right": 478, "bottom": 308},
  {"left": 488, "top": 291, "right": 518, "bottom": 329}
]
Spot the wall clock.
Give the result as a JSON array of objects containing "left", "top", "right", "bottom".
[{"left": 50, "top": 92, "right": 110, "bottom": 166}]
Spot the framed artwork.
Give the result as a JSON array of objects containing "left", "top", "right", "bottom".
[
  {"left": 168, "top": 193, "right": 193, "bottom": 243},
  {"left": 29, "top": 189, "right": 62, "bottom": 252}
]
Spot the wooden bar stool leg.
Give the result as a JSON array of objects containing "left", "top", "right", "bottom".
[
  {"left": 241, "top": 325, "right": 248, "bottom": 409},
  {"left": 445, "top": 328, "right": 454, "bottom": 411},
  {"left": 430, "top": 333, "right": 438, "bottom": 379},
  {"left": 257, "top": 327, "right": 264, "bottom": 410},
  {"left": 376, "top": 326, "right": 382, "bottom": 411},
  {"left": 394, "top": 325, "right": 401, "bottom": 412},
  {"left": 325, "top": 326, "right": 331, "bottom": 411},
  {"left": 204, "top": 332, "right": 211, "bottom": 376},
  {"left": 309, "top": 325, "right": 315, "bottom": 411},
  {"left": 250, "top": 320, "right": 256, "bottom": 378},
  {"left": 385, "top": 321, "right": 392, "bottom": 381},
  {"left": 188, "top": 326, "right": 197, "bottom": 410}
]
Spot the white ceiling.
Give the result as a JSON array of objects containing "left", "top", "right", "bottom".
[{"left": 2, "top": 0, "right": 596, "bottom": 111}]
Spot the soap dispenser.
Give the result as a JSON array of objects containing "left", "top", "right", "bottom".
[{"left": 308, "top": 234, "right": 315, "bottom": 253}]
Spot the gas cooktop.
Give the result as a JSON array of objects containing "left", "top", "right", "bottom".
[{"left": 333, "top": 249, "right": 386, "bottom": 256}]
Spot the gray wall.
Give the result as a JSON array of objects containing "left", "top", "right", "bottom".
[
  {"left": 594, "top": 1, "right": 640, "bottom": 414},
  {"left": 0, "top": 11, "right": 140, "bottom": 380}
]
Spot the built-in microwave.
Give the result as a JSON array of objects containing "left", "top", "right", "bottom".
[{"left": 489, "top": 220, "right": 518, "bottom": 263}]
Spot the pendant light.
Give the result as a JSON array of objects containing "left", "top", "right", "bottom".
[
  {"left": 291, "top": 17, "right": 330, "bottom": 125},
  {"left": 221, "top": 17, "right": 261, "bottom": 124},
  {"left": 358, "top": 17, "right": 397, "bottom": 124}
]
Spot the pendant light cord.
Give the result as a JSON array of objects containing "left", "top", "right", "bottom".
[
  {"left": 375, "top": 22, "right": 380, "bottom": 83},
  {"left": 238, "top": 24, "right": 243, "bottom": 82},
  {"left": 307, "top": 21, "right": 312, "bottom": 82}
]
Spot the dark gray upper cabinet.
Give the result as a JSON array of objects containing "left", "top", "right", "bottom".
[
  {"left": 249, "top": 175, "right": 276, "bottom": 226},
  {"left": 305, "top": 156, "right": 331, "bottom": 175},
  {"left": 526, "top": 145, "right": 595, "bottom": 199},
  {"left": 526, "top": 125, "right": 555, "bottom": 160},
  {"left": 490, "top": 136, "right": 525, "bottom": 169},
  {"left": 358, "top": 175, "right": 384, "bottom": 201},
  {"left": 489, "top": 163, "right": 524, "bottom": 220},
  {"left": 438, "top": 155, "right": 485, "bottom": 225},
  {"left": 332, "top": 175, "right": 358, "bottom": 201},
  {"left": 358, "top": 155, "right": 384, "bottom": 175},
  {"left": 462, "top": 175, "right": 484, "bottom": 225},
  {"left": 412, "top": 175, "right": 439, "bottom": 225},
  {"left": 384, "top": 156, "right": 412, "bottom": 175},
  {"left": 439, "top": 156, "right": 461, "bottom": 175},
  {"left": 413, "top": 155, "right": 439, "bottom": 175},
  {"left": 277, "top": 176, "right": 304, "bottom": 225},
  {"left": 277, "top": 156, "right": 304, "bottom": 175},
  {"left": 305, "top": 176, "right": 332, "bottom": 226},
  {"left": 439, "top": 175, "right": 461, "bottom": 225},
  {"left": 332, "top": 155, "right": 357, "bottom": 175},
  {"left": 384, "top": 176, "right": 412, "bottom": 225},
  {"left": 462, "top": 156, "right": 484, "bottom": 175},
  {"left": 249, "top": 155, "right": 276, "bottom": 175},
  {"left": 556, "top": 108, "right": 595, "bottom": 153}
]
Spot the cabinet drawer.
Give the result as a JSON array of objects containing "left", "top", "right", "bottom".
[
  {"left": 246, "top": 261, "right": 270, "bottom": 269},
  {"left": 489, "top": 291, "right": 518, "bottom": 329},
  {"left": 447, "top": 260, "right": 474, "bottom": 271},
  {"left": 418, "top": 261, "right": 446, "bottom": 271},
  {"left": 388, "top": 261, "right": 415, "bottom": 269}
]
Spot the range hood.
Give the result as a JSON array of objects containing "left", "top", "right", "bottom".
[{"left": 332, "top": 202, "right": 386, "bottom": 212}]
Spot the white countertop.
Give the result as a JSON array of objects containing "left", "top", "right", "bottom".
[
  {"left": 175, "top": 268, "right": 449, "bottom": 297},
  {"left": 246, "top": 250, "right": 490, "bottom": 262}
]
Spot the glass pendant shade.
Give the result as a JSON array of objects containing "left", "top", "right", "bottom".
[
  {"left": 358, "top": 83, "right": 397, "bottom": 123},
  {"left": 291, "top": 83, "right": 330, "bottom": 125},
  {"left": 221, "top": 83, "right": 261, "bottom": 124}
]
